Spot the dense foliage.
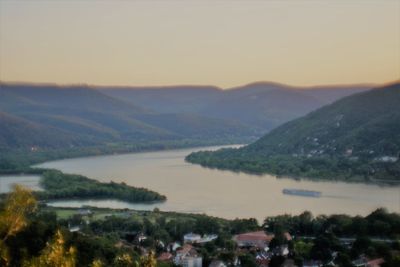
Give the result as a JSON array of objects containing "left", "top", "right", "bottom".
[
  {"left": 2, "top": 186, "right": 399, "bottom": 267},
  {"left": 56, "top": 207, "right": 400, "bottom": 267},
  {"left": 186, "top": 83, "right": 400, "bottom": 182},
  {"left": 264, "top": 209, "right": 400, "bottom": 239},
  {"left": 36, "top": 170, "right": 166, "bottom": 203},
  {"left": 263, "top": 209, "right": 400, "bottom": 266},
  {"left": 0, "top": 186, "right": 158, "bottom": 267}
]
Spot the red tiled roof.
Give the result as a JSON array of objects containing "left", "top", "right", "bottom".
[
  {"left": 176, "top": 244, "right": 193, "bottom": 255},
  {"left": 367, "top": 258, "right": 385, "bottom": 267},
  {"left": 235, "top": 231, "right": 274, "bottom": 242},
  {"left": 234, "top": 231, "right": 292, "bottom": 242},
  {"left": 158, "top": 252, "right": 173, "bottom": 261}
]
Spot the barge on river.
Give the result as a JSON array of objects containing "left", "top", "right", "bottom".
[{"left": 282, "top": 189, "right": 322, "bottom": 198}]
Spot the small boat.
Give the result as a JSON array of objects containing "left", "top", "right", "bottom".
[{"left": 282, "top": 188, "right": 322, "bottom": 198}]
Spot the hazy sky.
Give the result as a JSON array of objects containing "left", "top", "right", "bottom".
[{"left": 1, "top": 1, "right": 399, "bottom": 88}]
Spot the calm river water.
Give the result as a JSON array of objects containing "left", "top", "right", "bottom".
[
  {"left": 0, "top": 174, "right": 42, "bottom": 193},
  {"left": 32, "top": 146, "right": 400, "bottom": 221}
]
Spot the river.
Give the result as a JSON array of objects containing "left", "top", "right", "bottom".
[
  {"left": 30, "top": 145, "right": 400, "bottom": 221},
  {"left": 0, "top": 174, "right": 42, "bottom": 193}
]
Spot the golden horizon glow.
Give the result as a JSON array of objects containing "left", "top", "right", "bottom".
[{"left": 0, "top": 1, "right": 399, "bottom": 88}]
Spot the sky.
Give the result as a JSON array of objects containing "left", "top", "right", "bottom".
[{"left": 0, "top": 1, "right": 399, "bottom": 88}]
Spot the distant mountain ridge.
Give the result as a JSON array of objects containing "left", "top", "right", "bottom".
[
  {"left": 0, "top": 83, "right": 256, "bottom": 151},
  {"left": 0, "top": 111, "right": 93, "bottom": 151},
  {"left": 101, "top": 82, "right": 371, "bottom": 131},
  {"left": 0, "top": 81, "right": 374, "bottom": 154},
  {"left": 186, "top": 82, "right": 400, "bottom": 182}
]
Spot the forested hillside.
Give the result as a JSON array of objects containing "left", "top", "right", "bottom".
[
  {"left": 186, "top": 83, "right": 400, "bottom": 182},
  {"left": 0, "top": 83, "right": 256, "bottom": 153}
]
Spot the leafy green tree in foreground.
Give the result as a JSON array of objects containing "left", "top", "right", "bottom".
[
  {"left": 22, "top": 230, "right": 76, "bottom": 267},
  {"left": 0, "top": 185, "right": 158, "bottom": 267},
  {"left": 0, "top": 185, "right": 37, "bottom": 266},
  {"left": 1, "top": 186, "right": 75, "bottom": 267}
]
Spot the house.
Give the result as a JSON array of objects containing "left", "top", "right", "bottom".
[
  {"left": 168, "top": 242, "right": 182, "bottom": 252},
  {"left": 233, "top": 231, "right": 274, "bottom": 249},
  {"left": 184, "top": 233, "right": 202, "bottom": 243},
  {"left": 233, "top": 231, "right": 291, "bottom": 249},
  {"left": 174, "top": 244, "right": 198, "bottom": 265},
  {"left": 157, "top": 252, "right": 173, "bottom": 262},
  {"left": 209, "top": 260, "right": 227, "bottom": 267},
  {"left": 182, "top": 256, "right": 202, "bottom": 267}
]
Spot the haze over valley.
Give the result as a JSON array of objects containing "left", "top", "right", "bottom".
[
  {"left": 0, "top": 81, "right": 372, "bottom": 154},
  {"left": 0, "top": 1, "right": 399, "bottom": 267}
]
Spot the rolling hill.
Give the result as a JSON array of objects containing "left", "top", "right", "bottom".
[
  {"left": 102, "top": 82, "right": 371, "bottom": 131},
  {"left": 0, "top": 83, "right": 256, "bottom": 152},
  {"left": 186, "top": 82, "right": 400, "bottom": 182},
  {"left": 0, "top": 81, "right": 373, "bottom": 158},
  {"left": 0, "top": 111, "right": 94, "bottom": 151}
]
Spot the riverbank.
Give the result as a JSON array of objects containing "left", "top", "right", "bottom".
[
  {"left": 35, "top": 146, "right": 400, "bottom": 221},
  {"left": 0, "top": 169, "right": 166, "bottom": 205},
  {"left": 0, "top": 139, "right": 250, "bottom": 175},
  {"left": 1, "top": 142, "right": 247, "bottom": 212}
]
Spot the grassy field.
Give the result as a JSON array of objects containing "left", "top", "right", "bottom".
[{"left": 42, "top": 206, "right": 228, "bottom": 227}]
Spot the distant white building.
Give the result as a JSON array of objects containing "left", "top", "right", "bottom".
[
  {"left": 174, "top": 244, "right": 198, "bottom": 265},
  {"left": 183, "top": 233, "right": 218, "bottom": 244},
  {"left": 182, "top": 256, "right": 202, "bottom": 267},
  {"left": 184, "top": 233, "right": 202, "bottom": 243}
]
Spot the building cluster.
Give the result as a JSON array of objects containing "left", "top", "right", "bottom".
[
  {"left": 233, "top": 231, "right": 292, "bottom": 267},
  {"left": 154, "top": 230, "right": 295, "bottom": 267}
]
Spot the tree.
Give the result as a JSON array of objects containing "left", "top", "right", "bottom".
[
  {"left": 334, "top": 253, "right": 354, "bottom": 267},
  {"left": 140, "top": 250, "right": 157, "bottom": 267},
  {"left": 238, "top": 253, "right": 257, "bottom": 267},
  {"left": 294, "top": 240, "right": 313, "bottom": 258},
  {"left": 114, "top": 253, "right": 137, "bottom": 267},
  {"left": 90, "top": 259, "right": 104, "bottom": 267},
  {"left": 0, "top": 185, "right": 37, "bottom": 266},
  {"left": 351, "top": 236, "right": 371, "bottom": 257},
  {"left": 0, "top": 186, "right": 80, "bottom": 267},
  {"left": 22, "top": 230, "right": 76, "bottom": 267}
]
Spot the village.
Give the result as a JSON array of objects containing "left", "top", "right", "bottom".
[{"left": 61, "top": 207, "right": 393, "bottom": 267}]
